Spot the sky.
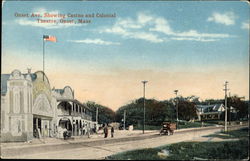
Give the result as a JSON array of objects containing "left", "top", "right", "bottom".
[{"left": 2, "top": 1, "right": 249, "bottom": 110}]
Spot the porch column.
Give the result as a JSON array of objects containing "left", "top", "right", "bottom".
[{"left": 36, "top": 118, "right": 39, "bottom": 132}]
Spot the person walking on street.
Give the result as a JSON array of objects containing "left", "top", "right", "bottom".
[
  {"left": 111, "top": 126, "right": 114, "bottom": 138},
  {"left": 87, "top": 124, "right": 91, "bottom": 138},
  {"left": 104, "top": 124, "right": 108, "bottom": 138}
]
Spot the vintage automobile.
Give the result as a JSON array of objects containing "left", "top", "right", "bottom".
[{"left": 159, "top": 122, "right": 176, "bottom": 135}]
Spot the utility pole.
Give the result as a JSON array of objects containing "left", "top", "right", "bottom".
[
  {"left": 142, "top": 80, "right": 148, "bottom": 134},
  {"left": 96, "top": 106, "right": 98, "bottom": 124},
  {"left": 123, "top": 110, "right": 126, "bottom": 130},
  {"left": 174, "top": 90, "right": 179, "bottom": 130},
  {"left": 229, "top": 92, "right": 231, "bottom": 125},
  {"left": 223, "top": 81, "right": 229, "bottom": 132}
]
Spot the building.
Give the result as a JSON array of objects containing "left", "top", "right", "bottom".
[
  {"left": 1, "top": 69, "right": 96, "bottom": 142},
  {"left": 196, "top": 104, "right": 237, "bottom": 121}
]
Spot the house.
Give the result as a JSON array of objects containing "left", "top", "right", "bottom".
[{"left": 196, "top": 104, "right": 237, "bottom": 121}]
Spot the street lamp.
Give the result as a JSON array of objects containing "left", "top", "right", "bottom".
[
  {"left": 142, "top": 80, "right": 148, "bottom": 134},
  {"left": 174, "top": 90, "right": 178, "bottom": 130}
]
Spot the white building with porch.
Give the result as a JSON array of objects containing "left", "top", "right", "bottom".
[
  {"left": 196, "top": 104, "right": 237, "bottom": 121},
  {"left": 1, "top": 69, "right": 95, "bottom": 142}
]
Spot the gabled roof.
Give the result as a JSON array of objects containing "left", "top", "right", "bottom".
[
  {"left": 213, "top": 104, "right": 224, "bottom": 111},
  {"left": 53, "top": 86, "right": 74, "bottom": 96},
  {"left": 196, "top": 104, "right": 224, "bottom": 113},
  {"left": 196, "top": 104, "right": 214, "bottom": 111}
]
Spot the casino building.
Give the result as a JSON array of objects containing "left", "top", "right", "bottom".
[{"left": 1, "top": 69, "right": 96, "bottom": 142}]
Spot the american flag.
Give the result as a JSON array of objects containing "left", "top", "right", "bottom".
[{"left": 43, "top": 35, "right": 57, "bottom": 42}]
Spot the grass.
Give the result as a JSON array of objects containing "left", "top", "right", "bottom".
[
  {"left": 134, "top": 125, "right": 162, "bottom": 130},
  {"left": 106, "top": 128, "right": 249, "bottom": 160},
  {"left": 178, "top": 121, "right": 214, "bottom": 129},
  {"left": 204, "top": 127, "right": 249, "bottom": 139}
]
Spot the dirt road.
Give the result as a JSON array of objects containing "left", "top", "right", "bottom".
[{"left": 1, "top": 125, "right": 246, "bottom": 159}]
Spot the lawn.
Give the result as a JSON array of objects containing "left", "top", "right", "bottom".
[
  {"left": 178, "top": 121, "right": 214, "bottom": 129},
  {"left": 106, "top": 128, "right": 249, "bottom": 160},
  {"left": 204, "top": 127, "right": 249, "bottom": 139}
]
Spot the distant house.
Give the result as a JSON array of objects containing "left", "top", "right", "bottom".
[{"left": 195, "top": 104, "right": 237, "bottom": 121}]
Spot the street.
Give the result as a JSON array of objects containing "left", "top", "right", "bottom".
[{"left": 2, "top": 125, "right": 245, "bottom": 159}]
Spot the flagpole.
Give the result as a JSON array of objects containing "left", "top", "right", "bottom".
[{"left": 43, "top": 36, "right": 45, "bottom": 81}]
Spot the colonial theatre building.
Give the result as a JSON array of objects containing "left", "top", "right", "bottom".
[{"left": 1, "top": 69, "right": 95, "bottom": 142}]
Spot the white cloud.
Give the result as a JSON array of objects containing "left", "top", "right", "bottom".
[
  {"left": 207, "top": 12, "right": 237, "bottom": 26},
  {"left": 15, "top": 8, "right": 82, "bottom": 29},
  {"left": 101, "top": 12, "right": 232, "bottom": 43},
  {"left": 149, "top": 17, "right": 174, "bottom": 35},
  {"left": 117, "top": 18, "right": 142, "bottom": 29},
  {"left": 171, "top": 37, "right": 218, "bottom": 42},
  {"left": 68, "top": 39, "right": 120, "bottom": 45},
  {"left": 130, "top": 32, "right": 164, "bottom": 43},
  {"left": 101, "top": 13, "right": 166, "bottom": 43},
  {"left": 241, "top": 21, "right": 249, "bottom": 30},
  {"left": 175, "top": 30, "right": 230, "bottom": 38},
  {"left": 149, "top": 16, "right": 231, "bottom": 41},
  {"left": 102, "top": 16, "right": 163, "bottom": 43},
  {"left": 137, "top": 12, "right": 154, "bottom": 25}
]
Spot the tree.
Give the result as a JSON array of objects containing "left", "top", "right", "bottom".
[
  {"left": 115, "top": 98, "right": 176, "bottom": 127},
  {"left": 199, "top": 99, "right": 224, "bottom": 105},
  {"left": 170, "top": 96, "right": 198, "bottom": 121},
  {"left": 177, "top": 99, "right": 197, "bottom": 121},
  {"left": 227, "top": 95, "right": 248, "bottom": 120},
  {"left": 86, "top": 101, "right": 115, "bottom": 125}
]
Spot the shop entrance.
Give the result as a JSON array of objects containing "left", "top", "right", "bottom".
[
  {"left": 33, "top": 115, "right": 52, "bottom": 138},
  {"left": 33, "top": 117, "right": 41, "bottom": 138}
]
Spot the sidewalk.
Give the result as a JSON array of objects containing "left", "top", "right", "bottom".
[
  {"left": 0, "top": 129, "right": 157, "bottom": 150},
  {"left": 1, "top": 124, "right": 241, "bottom": 150}
]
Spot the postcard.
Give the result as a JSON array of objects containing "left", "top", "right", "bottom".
[{"left": 1, "top": 0, "right": 249, "bottom": 160}]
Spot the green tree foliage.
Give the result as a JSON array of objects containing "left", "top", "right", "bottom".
[
  {"left": 200, "top": 99, "right": 224, "bottom": 105},
  {"left": 115, "top": 98, "right": 176, "bottom": 127},
  {"left": 227, "top": 95, "right": 248, "bottom": 119},
  {"left": 177, "top": 99, "right": 197, "bottom": 121},
  {"left": 86, "top": 101, "right": 115, "bottom": 124},
  {"left": 170, "top": 96, "right": 198, "bottom": 121}
]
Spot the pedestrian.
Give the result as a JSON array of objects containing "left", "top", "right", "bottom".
[
  {"left": 103, "top": 124, "right": 108, "bottom": 138},
  {"left": 82, "top": 124, "right": 85, "bottom": 135},
  {"left": 111, "top": 126, "right": 114, "bottom": 138},
  {"left": 87, "top": 124, "right": 90, "bottom": 138}
]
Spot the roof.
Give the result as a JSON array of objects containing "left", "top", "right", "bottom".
[
  {"left": 23, "top": 73, "right": 37, "bottom": 81},
  {"left": 1, "top": 74, "right": 10, "bottom": 95},
  {"left": 213, "top": 104, "right": 223, "bottom": 111},
  {"left": 54, "top": 89, "right": 64, "bottom": 94},
  {"left": 196, "top": 104, "right": 224, "bottom": 113},
  {"left": 57, "top": 98, "right": 93, "bottom": 112},
  {"left": 53, "top": 86, "right": 74, "bottom": 96},
  {"left": 196, "top": 105, "right": 214, "bottom": 111}
]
